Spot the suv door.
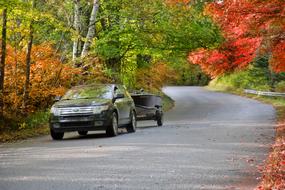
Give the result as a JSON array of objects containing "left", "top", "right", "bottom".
[
  {"left": 115, "top": 85, "right": 134, "bottom": 125},
  {"left": 114, "top": 86, "right": 126, "bottom": 125},
  {"left": 123, "top": 87, "right": 134, "bottom": 122}
]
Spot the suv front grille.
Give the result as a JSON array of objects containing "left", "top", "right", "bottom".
[{"left": 59, "top": 107, "right": 93, "bottom": 115}]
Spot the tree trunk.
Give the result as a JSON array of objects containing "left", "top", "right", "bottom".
[
  {"left": 0, "top": 9, "right": 7, "bottom": 120},
  {"left": 81, "top": 0, "right": 100, "bottom": 58},
  {"left": 72, "top": 0, "right": 81, "bottom": 61},
  {"left": 23, "top": 0, "right": 35, "bottom": 109},
  {"left": 22, "top": 21, "right": 34, "bottom": 109}
]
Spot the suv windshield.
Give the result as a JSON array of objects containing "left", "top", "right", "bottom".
[{"left": 62, "top": 85, "right": 112, "bottom": 100}]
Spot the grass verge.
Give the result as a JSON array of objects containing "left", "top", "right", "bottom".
[
  {"left": 208, "top": 84, "right": 285, "bottom": 190},
  {"left": 0, "top": 111, "right": 50, "bottom": 143},
  {"left": 161, "top": 93, "right": 175, "bottom": 112}
]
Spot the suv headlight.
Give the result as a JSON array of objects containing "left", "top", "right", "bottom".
[
  {"left": 92, "top": 105, "right": 109, "bottom": 114},
  {"left": 50, "top": 106, "right": 60, "bottom": 116}
]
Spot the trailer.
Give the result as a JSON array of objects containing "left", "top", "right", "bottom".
[{"left": 131, "top": 93, "right": 163, "bottom": 126}]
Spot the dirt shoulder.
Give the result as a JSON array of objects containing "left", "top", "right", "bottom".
[
  {"left": 0, "top": 124, "right": 49, "bottom": 143},
  {"left": 256, "top": 106, "right": 285, "bottom": 190}
]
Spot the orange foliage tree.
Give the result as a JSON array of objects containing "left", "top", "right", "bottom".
[
  {"left": 135, "top": 62, "right": 177, "bottom": 92},
  {"left": 1, "top": 41, "right": 114, "bottom": 123},
  {"left": 4, "top": 43, "right": 80, "bottom": 117}
]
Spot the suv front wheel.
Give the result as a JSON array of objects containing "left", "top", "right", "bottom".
[
  {"left": 106, "top": 112, "right": 118, "bottom": 137},
  {"left": 50, "top": 129, "right": 64, "bottom": 140}
]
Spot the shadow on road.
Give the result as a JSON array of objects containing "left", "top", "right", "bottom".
[
  {"left": 62, "top": 133, "right": 108, "bottom": 141},
  {"left": 58, "top": 124, "right": 160, "bottom": 141},
  {"left": 60, "top": 130, "right": 132, "bottom": 141},
  {"left": 137, "top": 125, "right": 159, "bottom": 129}
]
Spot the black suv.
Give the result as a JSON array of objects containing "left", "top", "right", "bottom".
[{"left": 49, "top": 84, "right": 137, "bottom": 140}]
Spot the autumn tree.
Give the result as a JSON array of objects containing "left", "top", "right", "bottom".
[{"left": 188, "top": 0, "right": 285, "bottom": 78}]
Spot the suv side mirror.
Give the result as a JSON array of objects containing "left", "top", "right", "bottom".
[
  {"left": 115, "top": 93, "right": 125, "bottom": 99},
  {"left": 155, "top": 105, "right": 161, "bottom": 109}
]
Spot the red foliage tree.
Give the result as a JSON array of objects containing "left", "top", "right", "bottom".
[
  {"left": 188, "top": 0, "right": 285, "bottom": 78},
  {"left": 270, "top": 41, "right": 285, "bottom": 72}
]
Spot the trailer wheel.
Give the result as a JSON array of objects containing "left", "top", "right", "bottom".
[{"left": 157, "top": 111, "right": 163, "bottom": 126}]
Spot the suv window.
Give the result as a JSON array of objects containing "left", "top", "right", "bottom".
[{"left": 114, "top": 85, "right": 131, "bottom": 98}]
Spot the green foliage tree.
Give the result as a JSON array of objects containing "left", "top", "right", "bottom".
[{"left": 93, "top": 0, "right": 221, "bottom": 86}]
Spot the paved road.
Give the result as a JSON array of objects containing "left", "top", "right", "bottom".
[{"left": 0, "top": 87, "right": 275, "bottom": 190}]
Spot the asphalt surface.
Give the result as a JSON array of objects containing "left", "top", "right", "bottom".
[{"left": 0, "top": 87, "right": 275, "bottom": 190}]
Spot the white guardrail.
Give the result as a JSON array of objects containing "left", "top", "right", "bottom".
[{"left": 244, "top": 89, "right": 285, "bottom": 97}]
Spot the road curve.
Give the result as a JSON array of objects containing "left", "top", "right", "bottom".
[{"left": 0, "top": 87, "right": 275, "bottom": 190}]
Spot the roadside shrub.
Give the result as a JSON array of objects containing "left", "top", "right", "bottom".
[
  {"left": 209, "top": 65, "right": 271, "bottom": 91},
  {"left": 208, "top": 55, "right": 282, "bottom": 91},
  {"left": 275, "top": 81, "right": 285, "bottom": 93},
  {"left": 175, "top": 63, "right": 210, "bottom": 86},
  {"left": 134, "top": 62, "right": 177, "bottom": 92},
  {"left": 18, "top": 111, "right": 50, "bottom": 130}
]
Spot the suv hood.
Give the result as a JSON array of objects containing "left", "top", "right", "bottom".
[{"left": 53, "top": 98, "right": 111, "bottom": 108}]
